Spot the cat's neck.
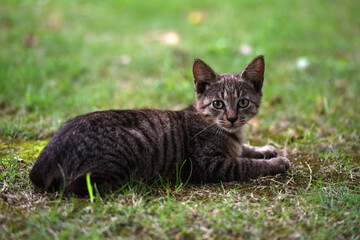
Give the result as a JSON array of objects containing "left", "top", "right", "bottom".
[
  {"left": 223, "top": 127, "right": 244, "bottom": 157},
  {"left": 226, "top": 127, "right": 244, "bottom": 142}
]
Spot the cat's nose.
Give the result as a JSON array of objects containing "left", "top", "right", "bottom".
[{"left": 227, "top": 117, "right": 238, "bottom": 124}]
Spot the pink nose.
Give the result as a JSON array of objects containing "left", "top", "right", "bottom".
[{"left": 227, "top": 117, "right": 237, "bottom": 124}]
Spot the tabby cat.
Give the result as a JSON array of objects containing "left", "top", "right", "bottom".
[{"left": 30, "top": 55, "right": 290, "bottom": 195}]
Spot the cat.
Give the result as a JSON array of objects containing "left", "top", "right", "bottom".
[{"left": 29, "top": 55, "right": 290, "bottom": 195}]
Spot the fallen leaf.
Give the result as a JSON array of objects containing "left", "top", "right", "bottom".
[
  {"left": 14, "top": 156, "right": 24, "bottom": 162},
  {"left": 187, "top": 11, "right": 204, "bottom": 24}
]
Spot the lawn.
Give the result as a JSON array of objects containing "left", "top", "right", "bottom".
[{"left": 1, "top": 0, "right": 359, "bottom": 239}]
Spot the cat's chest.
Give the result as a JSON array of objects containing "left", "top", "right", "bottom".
[
  {"left": 223, "top": 132, "right": 243, "bottom": 158},
  {"left": 226, "top": 137, "right": 243, "bottom": 157}
]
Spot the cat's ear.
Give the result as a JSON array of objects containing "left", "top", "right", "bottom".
[
  {"left": 193, "top": 59, "right": 217, "bottom": 94},
  {"left": 241, "top": 55, "right": 265, "bottom": 92}
]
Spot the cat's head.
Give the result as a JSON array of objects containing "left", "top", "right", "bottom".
[{"left": 193, "top": 55, "right": 264, "bottom": 133}]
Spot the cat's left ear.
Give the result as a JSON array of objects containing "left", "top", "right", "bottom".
[
  {"left": 193, "top": 59, "right": 217, "bottom": 94},
  {"left": 241, "top": 55, "right": 265, "bottom": 92}
]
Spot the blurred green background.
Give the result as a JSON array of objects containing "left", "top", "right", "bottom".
[
  {"left": 0, "top": 0, "right": 359, "bottom": 139},
  {"left": 1, "top": 1, "right": 360, "bottom": 239}
]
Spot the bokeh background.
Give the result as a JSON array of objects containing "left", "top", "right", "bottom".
[
  {"left": 1, "top": 0, "right": 359, "bottom": 139},
  {"left": 1, "top": 1, "right": 360, "bottom": 239}
]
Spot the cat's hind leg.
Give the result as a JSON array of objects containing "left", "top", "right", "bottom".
[
  {"left": 66, "top": 172, "right": 125, "bottom": 195},
  {"left": 66, "top": 164, "right": 133, "bottom": 195}
]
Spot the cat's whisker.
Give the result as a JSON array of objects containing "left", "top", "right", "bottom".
[
  {"left": 215, "top": 125, "right": 225, "bottom": 137},
  {"left": 190, "top": 123, "right": 217, "bottom": 140},
  {"left": 214, "top": 126, "right": 220, "bottom": 137}
]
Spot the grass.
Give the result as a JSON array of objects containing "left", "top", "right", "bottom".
[{"left": 1, "top": 0, "right": 360, "bottom": 239}]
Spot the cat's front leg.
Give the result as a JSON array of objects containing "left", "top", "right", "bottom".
[
  {"left": 241, "top": 144, "right": 278, "bottom": 159},
  {"left": 195, "top": 155, "right": 291, "bottom": 182}
]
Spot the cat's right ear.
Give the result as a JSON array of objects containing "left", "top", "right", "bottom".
[
  {"left": 193, "top": 59, "right": 217, "bottom": 94},
  {"left": 241, "top": 55, "right": 265, "bottom": 92}
]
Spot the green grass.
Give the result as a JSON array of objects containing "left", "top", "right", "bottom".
[{"left": 1, "top": 0, "right": 359, "bottom": 239}]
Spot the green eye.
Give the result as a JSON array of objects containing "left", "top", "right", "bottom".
[
  {"left": 238, "top": 98, "right": 249, "bottom": 108},
  {"left": 213, "top": 100, "right": 224, "bottom": 109}
]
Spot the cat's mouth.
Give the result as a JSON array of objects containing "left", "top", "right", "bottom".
[
  {"left": 219, "top": 123, "right": 244, "bottom": 133},
  {"left": 217, "top": 117, "right": 249, "bottom": 133}
]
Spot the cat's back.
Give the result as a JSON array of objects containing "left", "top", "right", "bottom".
[
  {"left": 47, "top": 108, "right": 184, "bottom": 143},
  {"left": 29, "top": 108, "right": 194, "bottom": 192}
]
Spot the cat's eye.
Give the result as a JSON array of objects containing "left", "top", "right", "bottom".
[
  {"left": 238, "top": 98, "right": 249, "bottom": 108},
  {"left": 213, "top": 100, "right": 224, "bottom": 109}
]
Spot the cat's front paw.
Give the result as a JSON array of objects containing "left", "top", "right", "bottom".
[
  {"left": 259, "top": 145, "right": 278, "bottom": 159},
  {"left": 269, "top": 156, "right": 291, "bottom": 174}
]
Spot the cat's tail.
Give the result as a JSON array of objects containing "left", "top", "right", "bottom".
[
  {"left": 30, "top": 156, "right": 124, "bottom": 195},
  {"left": 30, "top": 157, "right": 94, "bottom": 195},
  {"left": 29, "top": 148, "right": 66, "bottom": 193}
]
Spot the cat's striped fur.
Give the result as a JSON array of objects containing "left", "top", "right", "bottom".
[{"left": 30, "top": 55, "right": 290, "bottom": 195}]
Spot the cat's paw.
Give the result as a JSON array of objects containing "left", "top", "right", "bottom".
[
  {"left": 259, "top": 145, "right": 278, "bottom": 159},
  {"left": 269, "top": 156, "right": 291, "bottom": 174}
]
